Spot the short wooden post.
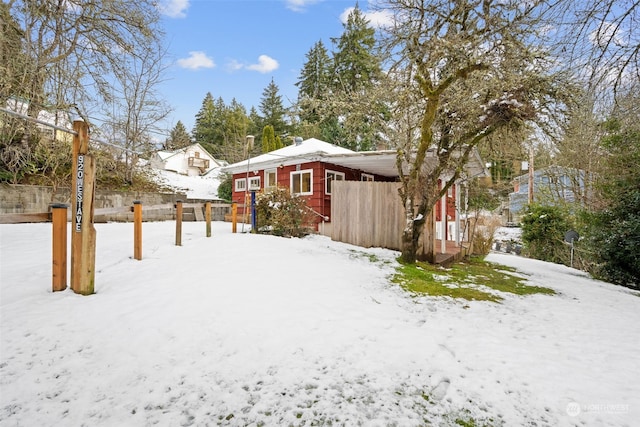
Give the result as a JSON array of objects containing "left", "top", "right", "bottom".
[
  {"left": 232, "top": 202, "right": 237, "bottom": 233},
  {"left": 133, "top": 201, "right": 142, "bottom": 260},
  {"left": 175, "top": 200, "right": 183, "bottom": 246},
  {"left": 205, "top": 201, "right": 212, "bottom": 237},
  {"left": 51, "top": 203, "right": 68, "bottom": 292}
]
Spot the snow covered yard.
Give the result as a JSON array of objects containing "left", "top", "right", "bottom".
[{"left": 1, "top": 221, "right": 638, "bottom": 426}]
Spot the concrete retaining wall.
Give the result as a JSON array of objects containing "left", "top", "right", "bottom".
[{"left": 0, "top": 184, "right": 231, "bottom": 223}]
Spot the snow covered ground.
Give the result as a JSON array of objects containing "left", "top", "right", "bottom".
[
  {"left": 1, "top": 221, "right": 638, "bottom": 426},
  {"left": 151, "top": 168, "right": 223, "bottom": 200}
]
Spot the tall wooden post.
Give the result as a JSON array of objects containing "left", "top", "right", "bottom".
[
  {"left": 71, "top": 120, "right": 96, "bottom": 295},
  {"left": 133, "top": 201, "right": 142, "bottom": 260},
  {"left": 175, "top": 200, "right": 183, "bottom": 246},
  {"left": 231, "top": 202, "right": 237, "bottom": 233},
  {"left": 51, "top": 203, "right": 68, "bottom": 292},
  {"left": 205, "top": 201, "right": 212, "bottom": 237}
]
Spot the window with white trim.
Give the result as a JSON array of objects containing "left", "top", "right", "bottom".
[
  {"left": 361, "top": 173, "right": 374, "bottom": 182},
  {"left": 291, "top": 169, "right": 313, "bottom": 195},
  {"left": 235, "top": 178, "right": 246, "bottom": 192},
  {"left": 265, "top": 169, "right": 277, "bottom": 191},
  {"left": 248, "top": 176, "right": 261, "bottom": 190},
  {"left": 325, "top": 170, "right": 345, "bottom": 194}
]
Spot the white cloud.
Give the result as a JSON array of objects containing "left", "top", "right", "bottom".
[
  {"left": 177, "top": 51, "right": 215, "bottom": 70},
  {"left": 340, "top": 6, "right": 393, "bottom": 29},
  {"left": 225, "top": 59, "right": 244, "bottom": 72},
  {"left": 285, "top": 0, "right": 321, "bottom": 12},
  {"left": 246, "top": 55, "right": 279, "bottom": 73},
  {"left": 159, "top": 0, "right": 190, "bottom": 18}
]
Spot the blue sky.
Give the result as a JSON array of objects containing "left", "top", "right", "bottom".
[{"left": 157, "top": 0, "right": 392, "bottom": 133}]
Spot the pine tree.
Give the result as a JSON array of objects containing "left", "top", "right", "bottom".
[
  {"left": 262, "top": 125, "right": 276, "bottom": 153},
  {"left": 296, "top": 40, "right": 333, "bottom": 121},
  {"left": 259, "top": 78, "right": 287, "bottom": 136},
  {"left": 325, "top": 4, "right": 387, "bottom": 150},
  {"left": 331, "top": 4, "right": 381, "bottom": 94},
  {"left": 164, "top": 121, "right": 192, "bottom": 150},
  {"left": 192, "top": 92, "right": 218, "bottom": 146}
]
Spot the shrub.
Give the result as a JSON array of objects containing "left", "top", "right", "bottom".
[
  {"left": 254, "top": 188, "right": 315, "bottom": 237},
  {"left": 216, "top": 173, "right": 232, "bottom": 201},
  {"left": 470, "top": 214, "right": 502, "bottom": 255},
  {"left": 520, "top": 204, "right": 572, "bottom": 264}
]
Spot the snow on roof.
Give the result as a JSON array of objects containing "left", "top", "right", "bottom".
[
  {"left": 156, "top": 151, "right": 175, "bottom": 161},
  {"left": 223, "top": 138, "right": 354, "bottom": 174}
]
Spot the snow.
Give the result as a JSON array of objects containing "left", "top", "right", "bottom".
[
  {"left": 151, "top": 168, "right": 222, "bottom": 200},
  {"left": 223, "top": 138, "right": 354, "bottom": 174},
  {"left": 1, "top": 222, "right": 639, "bottom": 426}
]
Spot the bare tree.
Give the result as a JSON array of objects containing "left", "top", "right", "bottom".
[
  {"left": 100, "top": 44, "right": 171, "bottom": 184},
  {"left": 556, "top": 0, "right": 640, "bottom": 97},
  {"left": 378, "top": 0, "right": 573, "bottom": 263},
  {"left": 4, "top": 0, "right": 163, "bottom": 115}
]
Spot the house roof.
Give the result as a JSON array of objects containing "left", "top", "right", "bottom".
[
  {"left": 222, "top": 138, "right": 489, "bottom": 179},
  {"left": 154, "top": 143, "right": 218, "bottom": 165}
]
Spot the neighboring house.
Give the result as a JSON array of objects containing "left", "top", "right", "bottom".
[
  {"left": 222, "top": 138, "right": 488, "bottom": 243},
  {"left": 508, "top": 166, "right": 586, "bottom": 221},
  {"left": 149, "top": 143, "right": 221, "bottom": 176},
  {"left": 4, "top": 97, "right": 73, "bottom": 142}
]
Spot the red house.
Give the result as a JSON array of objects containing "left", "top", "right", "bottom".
[
  {"left": 222, "top": 138, "right": 400, "bottom": 229},
  {"left": 222, "top": 137, "right": 488, "bottom": 241}
]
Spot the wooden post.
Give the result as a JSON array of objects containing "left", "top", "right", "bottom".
[
  {"left": 205, "top": 201, "right": 212, "bottom": 237},
  {"left": 71, "top": 120, "right": 96, "bottom": 295},
  {"left": 232, "top": 202, "right": 237, "bottom": 233},
  {"left": 51, "top": 203, "right": 68, "bottom": 292},
  {"left": 175, "top": 200, "right": 183, "bottom": 246},
  {"left": 133, "top": 201, "right": 142, "bottom": 260}
]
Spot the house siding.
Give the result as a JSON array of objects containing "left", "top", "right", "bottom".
[{"left": 231, "top": 160, "right": 395, "bottom": 229}]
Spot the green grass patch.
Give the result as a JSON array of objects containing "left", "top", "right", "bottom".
[{"left": 393, "top": 257, "right": 554, "bottom": 302}]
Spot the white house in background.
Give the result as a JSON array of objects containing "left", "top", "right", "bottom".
[
  {"left": 149, "top": 143, "right": 222, "bottom": 176},
  {"left": 4, "top": 97, "right": 73, "bottom": 142}
]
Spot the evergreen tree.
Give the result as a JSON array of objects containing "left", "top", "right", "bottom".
[
  {"left": 296, "top": 40, "right": 333, "bottom": 123},
  {"left": 584, "top": 110, "right": 640, "bottom": 288},
  {"left": 325, "top": 3, "right": 388, "bottom": 151},
  {"left": 259, "top": 78, "right": 287, "bottom": 136},
  {"left": 163, "top": 121, "right": 192, "bottom": 150},
  {"left": 214, "top": 98, "right": 250, "bottom": 163},
  {"left": 262, "top": 125, "right": 276, "bottom": 153},
  {"left": 331, "top": 4, "right": 381, "bottom": 93},
  {"left": 192, "top": 92, "right": 218, "bottom": 146}
]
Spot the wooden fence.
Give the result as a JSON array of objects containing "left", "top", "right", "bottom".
[
  {"left": 330, "top": 181, "right": 406, "bottom": 250},
  {"left": 0, "top": 202, "right": 232, "bottom": 224}
]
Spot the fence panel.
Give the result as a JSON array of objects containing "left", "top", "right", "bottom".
[{"left": 331, "top": 181, "right": 405, "bottom": 250}]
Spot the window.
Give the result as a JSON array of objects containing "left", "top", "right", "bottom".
[
  {"left": 361, "top": 173, "right": 374, "bottom": 182},
  {"left": 235, "top": 178, "right": 246, "bottom": 192},
  {"left": 249, "top": 176, "right": 261, "bottom": 191},
  {"left": 291, "top": 169, "right": 313, "bottom": 195},
  {"left": 265, "top": 169, "right": 277, "bottom": 191},
  {"left": 325, "top": 170, "right": 345, "bottom": 194}
]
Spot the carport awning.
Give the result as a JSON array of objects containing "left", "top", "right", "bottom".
[
  {"left": 223, "top": 147, "right": 489, "bottom": 180},
  {"left": 323, "top": 149, "right": 489, "bottom": 180}
]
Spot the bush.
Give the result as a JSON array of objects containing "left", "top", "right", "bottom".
[
  {"left": 470, "top": 214, "right": 501, "bottom": 256},
  {"left": 216, "top": 173, "right": 232, "bottom": 201},
  {"left": 583, "top": 192, "right": 640, "bottom": 288},
  {"left": 254, "top": 188, "right": 315, "bottom": 237},
  {"left": 521, "top": 204, "right": 573, "bottom": 264}
]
